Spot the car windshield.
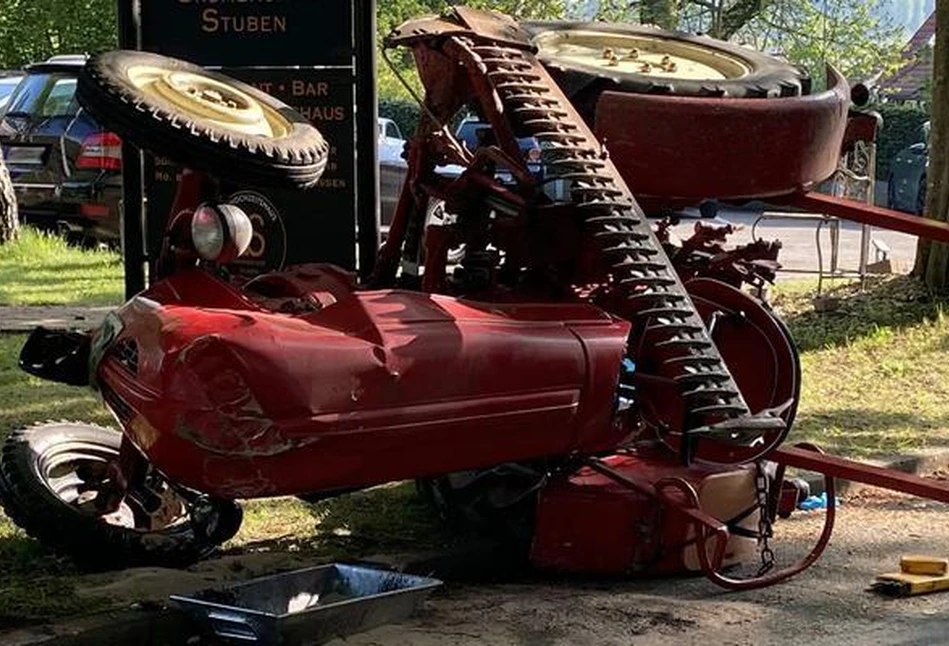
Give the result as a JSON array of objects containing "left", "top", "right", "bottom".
[
  {"left": 4, "top": 72, "right": 78, "bottom": 118},
  {"left": 456, "top": 119, "right": 539, "bottom": 157},
  {"left": 0, "top": 77, "right": 21, "bottom": 102}
]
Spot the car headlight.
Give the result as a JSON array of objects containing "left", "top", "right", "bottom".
[{"left": 191, "top": 202, "right": 253, "bottom": 263}]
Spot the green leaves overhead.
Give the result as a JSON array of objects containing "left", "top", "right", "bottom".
[{"left": 0, "top": 0, "right": 117, "bottom": 69}]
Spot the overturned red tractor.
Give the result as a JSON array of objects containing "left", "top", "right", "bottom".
[{"left": 5, "top": 7, "right": 949, "bottom": 590}]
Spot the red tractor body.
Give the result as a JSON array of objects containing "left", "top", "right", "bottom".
[{"left": 101, "top": 265, "right": 630, "bottom": 498}]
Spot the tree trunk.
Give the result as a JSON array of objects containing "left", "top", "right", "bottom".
[
  {"left": 640, "top": 0, "right": 679, "bottom": 29},
  {"left": 916, "top": 0, "right": 949, "bottom": 289},
  {"left": 714, "top": 0, "right": 770, "bottom": 40},
  {"left": 0, "top": 147, "right": 18, "bottom": 244}
]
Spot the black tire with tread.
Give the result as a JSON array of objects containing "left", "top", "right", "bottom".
[
  {"left": 0, "top": 421, "right": 241, "bottom": 569},
  {"left": 523, "top": 20, "right": 811, "bottom": 101},
  {"left": 77, "top": 50, "right": 329, "bottom": 189}
]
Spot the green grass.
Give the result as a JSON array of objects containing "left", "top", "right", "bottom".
[
  {"left": 2, "top": 273, "right": 949, "bottom": 627},
  {"left": 0, "top": 228, "right": 123, "bottom": 306},
  {"left": 0, "top": 334, "right": 115, "bottom": 627},
  {"left": 776, "top": 275, "right": 949, "bottom": 457}
]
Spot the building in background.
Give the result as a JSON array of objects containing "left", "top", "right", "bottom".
[{"left": 880, "top": 10, "right": 936, "bottom": 102}]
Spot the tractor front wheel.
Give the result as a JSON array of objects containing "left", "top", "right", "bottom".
[{"left": 0, "top": 422, "right": 242, "bottom": 568}]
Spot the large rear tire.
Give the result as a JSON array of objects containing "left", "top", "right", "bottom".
[
  {"left": 0, "top": 422, "right": 242, "bottom": 569},
  {"left": 524, "top": 21, "right": 811, "bottom": 101},
  {"left": 78, "top": 50, "right": 329, "bottom": 190}
]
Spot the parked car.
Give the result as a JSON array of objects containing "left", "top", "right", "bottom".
[
  {"left": 0, "top": 55, "right": 121, "bottom": 245},
  {"left": 379, "top": 117, "right": 407, "bottom": 229},
  {"left": 455, "top": 116, "right": 543, "bottom": 180},
  {"left": 0, "top": 72, "right": 24, "bottom": 116},
  {"left": 888, "top": 121, "right": 929, "bottom": 215},
  {"left": 378, "top": 115, "right": 547, "bottom": 229}
]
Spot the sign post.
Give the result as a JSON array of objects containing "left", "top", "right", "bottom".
[{"left": 115, "top": 0, "right": 378, "bottom": 295}]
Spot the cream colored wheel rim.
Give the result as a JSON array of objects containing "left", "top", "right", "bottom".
[
  {"left": 534, "top": 30, "right": 752, "bottom": 81},
  {"left": 127, "top": 65, "right": 291, "bottom": 138}
]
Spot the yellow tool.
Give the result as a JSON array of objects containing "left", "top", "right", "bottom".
[
  {"left": 872, "top": 555, "right": 949, "bottom": 596},
  {"left": 900, "top": 555, "right": 949, "bottom": 576}
]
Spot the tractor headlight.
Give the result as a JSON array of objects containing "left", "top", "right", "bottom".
[{"left": 191, "top": 202, "right": 253, "bottom": 264}]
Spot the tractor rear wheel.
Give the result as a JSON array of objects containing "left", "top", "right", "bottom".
[{"left": 524, "top": 21, "right": 810, "bottom": 102}]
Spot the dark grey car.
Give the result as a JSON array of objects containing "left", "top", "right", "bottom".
[
  {"left": 0, "top": 55, "right": 122, "bottom": 244},
  {"left": 887, "top": 121, "right": 929, "bottom": 215}
]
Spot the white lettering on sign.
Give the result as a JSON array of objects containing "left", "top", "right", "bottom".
[
  {"left": 292, "top": 81, "right": 329, "bottom": 97},
  {"left": 201, "top": 9, "right": 287, "bottom": 34}
]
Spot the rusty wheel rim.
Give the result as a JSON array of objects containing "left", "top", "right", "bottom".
[
  {"left": 534, "top": 29, "right": 752, "bottom": 81},
  {"left": 37, "top": 440, "right": 188, "bottom": 531},
  {"left": 127, "top": 65, "right": 291, "bottom": 138}
]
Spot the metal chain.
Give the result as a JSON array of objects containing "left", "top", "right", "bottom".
[{"left": 754, "top": 460, "right": 776, "bottom": 576}]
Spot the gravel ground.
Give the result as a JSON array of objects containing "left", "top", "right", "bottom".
[{"left": 333, "top": 489, "right": 949, "bottom": 646}]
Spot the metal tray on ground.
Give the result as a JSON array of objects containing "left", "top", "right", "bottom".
[{"left": 170, "top": 563, "right": 442, "bottom": 645}]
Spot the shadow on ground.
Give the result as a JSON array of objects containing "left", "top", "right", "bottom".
[
  {"left": 775, "top": 275, "right": 946, "bottom": 352},
  {"left": 791, "top": 407, "right": 949, "bottom": 457}
]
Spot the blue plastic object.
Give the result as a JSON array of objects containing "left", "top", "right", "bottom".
[{"left": 798, "top": 492, "right": 841, "bottom": 510}]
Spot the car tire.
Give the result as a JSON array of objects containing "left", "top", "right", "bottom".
[
  {"left": 77, "top": 50, "right": 328, "bottom": 190},
  {"left": 523, "top": 21, "right": 811, "bottom": 102},
  {"left": 0, "top": 421, "right": 242, "bottom": 568}
]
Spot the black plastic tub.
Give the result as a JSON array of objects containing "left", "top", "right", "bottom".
[{"left": 170, "top": 563, "right": 442, "bottom": 645}]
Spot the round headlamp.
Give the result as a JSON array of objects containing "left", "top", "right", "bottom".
[{"left": 191, "top": 202, "right": 253, "bottom": 264}]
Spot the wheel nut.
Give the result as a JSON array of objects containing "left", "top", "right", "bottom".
[
  {"left": 640, "top": 62, "right": 652, "bottom": 73},
  {"left": 625, "top": 48, "right": 640, "bottom": 60},
  {"left": 602, "top": 47, "right": 615, "bottom": 59},
  {"left": 607, "top": 53, "right": 620, "bottom": 66}
]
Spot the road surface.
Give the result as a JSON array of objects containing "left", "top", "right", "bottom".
[
  {"left": 334, "top": 486, "right": 949, "bottom": 646},
  {"left": 670, "top": 210, "right": 919, "bottom": 280}
]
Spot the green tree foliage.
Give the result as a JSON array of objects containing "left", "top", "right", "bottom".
[
  {"left": 596, "top": 1, "right": 904, "bottom": 87},
  {"left": 378, "top": 0, "right": 566, "bottom": 101},
  {"left": 0, "top": 0, "right": 117, "bottom": 69},
  {"left": 874, "top": 103, "right": 930, "bottom": 179},
  {"left": 732, "top": 0, "right": 905, "bottom": 86}
]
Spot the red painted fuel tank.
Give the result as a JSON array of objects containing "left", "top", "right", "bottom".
[{"left": 98, "top": 265, "right": 631, "bottom": 498}]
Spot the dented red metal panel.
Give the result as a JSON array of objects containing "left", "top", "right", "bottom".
[
  {"left": 99, "top": 265, "right": 631, "bottom": 497},
  {"left": 593, "top": 68, "right": 850, "bottom": 206}
]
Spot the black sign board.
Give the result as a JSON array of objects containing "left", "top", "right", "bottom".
[
  {"left": 140, "top": 1, "right": 353, "bottom": 67},
  {"left": 116, "top": 0, "right": 378, "bottom": 295}
]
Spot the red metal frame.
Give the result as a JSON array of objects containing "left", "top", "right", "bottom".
[
  {"left": 593, "top": 67, "right": 851, "bottom": 210},
  {"left": 787, "top": 191, "right": 949, "bottom": 245}
]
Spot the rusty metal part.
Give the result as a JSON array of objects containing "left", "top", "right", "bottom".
[
  {"left": 660, "top": 220, "right": 782, "bottom": 290},
  {"left": 585, "top": 442, "right": 836, "bottom": 591},
  {"left": 593, "top": 66, "right": 850, "bottom": 207},
  {"left": 400, "top": 8, "right": 784, "bottom": 457}
]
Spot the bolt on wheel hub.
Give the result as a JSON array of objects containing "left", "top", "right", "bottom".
[
  {"left": 534, "top": 29, "right": 752, "bottom": 80},
  {"left": 126, "top": 66, "right": 291, "bottom": 138}
]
